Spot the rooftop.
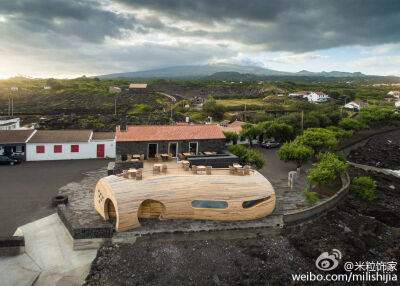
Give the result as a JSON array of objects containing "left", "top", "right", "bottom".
[
  {"left": 129, "top": 83, "right": 147, "bottom": 89},
  {"left": 92, "top": 132, "right": 115, "bottom": 140},
  {"left": 116, "top": 124, "right": 225, "bottom": 142},
  {"left": 0, "top": 129, "right": 35, "bottom": 143},
  {"left": 28, "top": 130, "right": 92, "bottom": 143}
]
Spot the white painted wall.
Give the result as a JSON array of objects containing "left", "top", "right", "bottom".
[{"left": 26, "top": 140, "right": 115, "bottom": 161}]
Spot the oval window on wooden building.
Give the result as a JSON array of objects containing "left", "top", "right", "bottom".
[
  {"left": 242, "top": 196, "right": 271, "bottom": 209},
  {"left": 191, "top": 200, "right": 228, "bottom": 209}
]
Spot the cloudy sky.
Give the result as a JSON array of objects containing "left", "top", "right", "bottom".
[{"left": 0, "top": 0, "right": 400, "bottom": 78}]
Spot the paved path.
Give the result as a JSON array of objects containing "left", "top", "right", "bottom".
[
  {"left": 256, "top": 147, "right": 311, "bottom": 213},
  {"left": 0, "top": 159, "right": 112, "bottom": 236},
  {"left": 0, "top": 214, "right": 97, "bottom": 286}
]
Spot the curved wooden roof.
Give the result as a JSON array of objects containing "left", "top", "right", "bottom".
[{"left": 94, "top": 171, "right": 276, "bottom": 232}]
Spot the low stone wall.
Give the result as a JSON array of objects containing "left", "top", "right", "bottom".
[
  {"left": 283, "top": 173, "right": 350, "bottom": 225},
  {"left": 57, "top": 205, "right": 113, "bottom": 240},
  {"left": 0, "top": 236, "right": 25, "bottom": 256},
  {"left": 186, "top": 151, "right": 239, "bottom": 168}
]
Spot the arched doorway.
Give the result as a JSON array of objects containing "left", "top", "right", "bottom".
[
  {"left": 138, "top": 199, "right": 166, "bottom": 220},
  {"left": 104, "top": 198, "right": 117, "bottom": 228}
]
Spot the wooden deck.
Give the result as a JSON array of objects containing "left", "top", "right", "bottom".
[{"left": 94, "top": 160, "right": 276, "bottom": 232}]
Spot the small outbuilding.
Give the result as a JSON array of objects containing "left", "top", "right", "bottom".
[
  {"left": 0, "top": 129, "right": 36, "bottom": 160},
  {"left": 26, "top": 130, "right": 115, "bottom": 161}
]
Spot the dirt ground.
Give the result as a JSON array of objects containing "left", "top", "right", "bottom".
[{"left": 84, "top": 165, "right": 400, "bottom": 286}]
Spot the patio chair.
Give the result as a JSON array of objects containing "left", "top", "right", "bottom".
[
  {"left": 229, "top": 165, "right": 235, "bottom": 174},
  {"left": 191, "top": 165, "right": 197, "bottom": 174},
  {"left": 168, "top": 153, "right": 173, "bottom": 161},
  {"left": 136, "top": 169, "right": 143, "bottom": 180},
  {"left": 206, "top": 166, "right": 212, "bottom": 175},
  {"left": 161, "top": 164, "right": 168, "bottom": 173},
  {"left": 237, "top": 167, "right": 245, "bottom": 176},
  {"left": 184, "top": 163, "right": 190, "bottom": 171},
  {"left": 244, "top": 165, "right": 251, "bottom": 175},
  {"left": 140, "top": 154, "right": 144, "bottom": 161},
  {"left": 155, "top": 154, "right": 162, "bottom": 162},
  {"left": 178, "top": 153, "right": 184, "bottom": 160},
  {"left": 153, "top": 165, "right": 160, "bottom": 174}
]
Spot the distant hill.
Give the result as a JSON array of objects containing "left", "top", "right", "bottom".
[{"left": 96, "top": 63, "right": 367, "bottom": 79}]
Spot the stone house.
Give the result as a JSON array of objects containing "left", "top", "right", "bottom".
[{"left": 116, "top": 124, "right": 226, "bottom": 159}]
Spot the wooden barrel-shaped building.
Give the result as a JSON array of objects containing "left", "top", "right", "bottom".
[{"left": 94, "top": 172, "right": 276, "bottom": 232}]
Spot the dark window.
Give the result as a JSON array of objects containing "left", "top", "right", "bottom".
[
  {"left": 36, "top": 145, "right": 45, "bottom": 153},
  {"left": 191, "top": 200, "right": 228, "bottom": 209},
  {"left": 71, "top": 145, "right": 79, "bottom": 152},
  {"left": 242, "top": 197, "right": 271, "bottom": 209},
  {"left": 54, "top": 145, "right": 62, "bottom": 153}
]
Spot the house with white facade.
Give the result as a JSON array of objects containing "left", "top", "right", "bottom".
[
  {"left": 388, "top": 91, "right": 400, "bottom": 98},
  {"left": 26, "top": 130, "right": 115, "bottom": 161},
  {"left": 344, "top": 101, "right": 369, "bottom": 111},
  {"left": 288, "top": 91, "right": 329, "bottom": 103},
  {"left": 304, "top": 92, "right": 329, "bottom": 103}
]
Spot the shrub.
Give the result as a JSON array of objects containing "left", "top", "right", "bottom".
[
  {"left": 277, "top": 141, "right": 314, "bottom": 168},
  {"left": 338, "top": 118, "right": 366, "bottom": 131},
  {"left": 307, "top": 152, "right": 348, "bottom": 185},
  {"left": 227, "top": 145, "right": 265, "bottom": 169},
  {"left": 302, "top": 190, "right": 319, "bottom": 205},
  {"left": 351, "top": 176, "right": 377, "bottom": 201}
]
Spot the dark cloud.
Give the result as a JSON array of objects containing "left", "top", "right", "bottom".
[
  {"left": 0, "top": 0, "right": 139, "bottom": 43},
  {"left": 114, "top": 0, "right": 400, "bottom": 52}
]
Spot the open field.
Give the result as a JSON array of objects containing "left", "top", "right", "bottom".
[{"left": 216, "top": 98, "right": 266, "bottom": 107}]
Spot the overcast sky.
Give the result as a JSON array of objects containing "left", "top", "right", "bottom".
[{"left": 0, "top": 0, "right": 400, "bottom": 78}]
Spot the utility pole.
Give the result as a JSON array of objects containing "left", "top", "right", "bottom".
[
  {"left": 301, "top": 110, "right": 304, "bottom": 134},
  {"left": 114, "top": 97, "right": 117, "bottom": 116},
  {"left": 244, "top": 103, "right": 247, "bottom": 121}
]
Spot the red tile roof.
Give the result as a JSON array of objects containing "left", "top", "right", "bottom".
[
  {"left": 315, "top": 92, "right": 327, "bottom": 95},
  {"left": 0, "top": 130, "right": 35, "bottom": 143},
  {"left": 129, "top": 83, "right": 147, "bottom": 89},
  {"left": 116, "top": 124, "right": 225, "bottom": 142}
]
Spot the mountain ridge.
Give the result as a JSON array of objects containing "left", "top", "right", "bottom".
[{"left": 96, "top": 63, "right": 367, "bottom": 79}]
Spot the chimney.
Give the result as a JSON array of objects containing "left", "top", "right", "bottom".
[{"left": 120, "top": 118, "right": 127, "bottom": 132}]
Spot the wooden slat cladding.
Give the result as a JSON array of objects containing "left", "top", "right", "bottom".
[{"left": 94, "top": 171, "right": 276, "bottom": 232}]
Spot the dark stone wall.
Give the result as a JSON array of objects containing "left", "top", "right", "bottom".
[{"left": 116, "top": 139, "right": 226, "bottom": 159}]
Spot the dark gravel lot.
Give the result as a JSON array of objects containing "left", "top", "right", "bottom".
[
  {"left": 347, "top": 130, "right": 400, "bottom": 170},
  {"left": 84, "top": 166, "right": 400, "bottom": 286},
  {"left": 0, "top": 159, "right": 111, "bottom": 236}
]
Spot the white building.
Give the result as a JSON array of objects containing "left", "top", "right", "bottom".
[
  {"left": 344, "top": 101, "right": 369, "bottom": 110},
  {"left": 304, "top": 92, "right": 329, "bottom": 103},
  {"left": 0, "top": 118, "right": 21, "bottom": 130},
  {"left": 288, "top": 91, "right": 329, "bottom": 103},
  {"left": 44, "top": 86, "right": 52, "bottom": 90},
  {"left": 388, "top": 91, "right": 400, "bottom": 98},
  {"left": 26, "top": 130, "right": 115, "bottom": 161}
]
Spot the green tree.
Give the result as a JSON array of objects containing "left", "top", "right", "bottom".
[
  {"left": 223, "top": 131, "right": 238, "bottom": 145},
  {"left": 227, "top": 145, "right": 265, "bottom": 169},
  {"left": 202, "top": 97, "right": 227, "bottom": 121},
  {"left": 338, "top": 118, "right": 366, "bottom": 131},
  {"left": 239, "top": 123, "right": 260, "bottom": 147},
  {"left": 351, "top": 176, "right": 376, "bottom": 201},
  {"left": 295, "top": 128, "right": 338, "bottom": 153},
  {"left": 277, "top": 141, "right": 314, "bottom": 168},
  {"left": 259, "top": 121, "right": 294, "bottom": 142},
  {"left": 307, "top": 152, "right": 348, "bottom": 185}
]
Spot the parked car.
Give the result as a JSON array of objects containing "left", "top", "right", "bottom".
[
  {"left": 261, "top": 140, "right": 280, "bottom": 149},
  {"left": 0, "top": 155, "right": 20, "bottom": 165}
]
